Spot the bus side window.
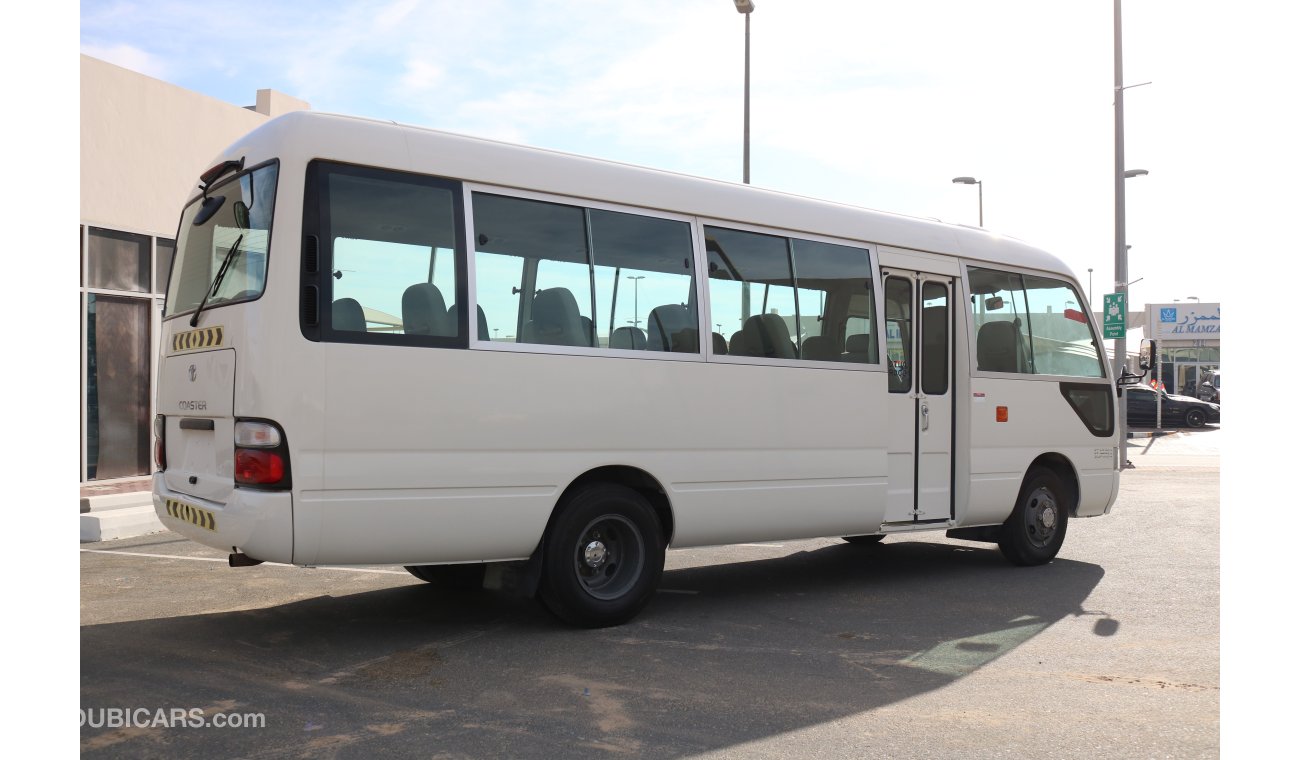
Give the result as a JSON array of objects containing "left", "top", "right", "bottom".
[
  {"left": 589, "top": 209, "right": 696, "bottom": 352},
  {"left": 321, "top": 166, "right": 463, "bottom": 343},
  {"left": 789, "top": 238, "right": 876, "bottom": 364}
]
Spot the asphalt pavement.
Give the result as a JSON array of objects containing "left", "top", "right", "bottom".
[{"left": 80, "top": 429, "right": 1220, "bottom": 758}]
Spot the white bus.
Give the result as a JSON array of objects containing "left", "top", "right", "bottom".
[{"left": 154, "top": 111, "right": 1137, "bottom": 628}]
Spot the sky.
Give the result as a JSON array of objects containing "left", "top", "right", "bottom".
[{"left": 77, "top": 0, "right": 1297, "bottom": 315}]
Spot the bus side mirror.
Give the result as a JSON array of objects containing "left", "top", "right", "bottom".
[{"left": 1138, "top": 339, "right": 1154, "bottom": 371}]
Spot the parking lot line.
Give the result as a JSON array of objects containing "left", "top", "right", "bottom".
[{"left": 79, "top": 548, "right": 409, "bottom": 575}]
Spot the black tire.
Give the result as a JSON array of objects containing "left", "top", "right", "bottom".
[
  {"left": 997, "top": 468, "right": 1069, "bottom": 566},
  {"left": 1185, "top": 408, "right": 1206, "bottom": 428},
  {"left": 404, "top": 563, "right": 487, "bottom": 590},
  {"left": 538, "top": 483, "right": 665, "bottom": 628},
  {"left": 842, "top": 534, "right": 886, "bottom": 545}
]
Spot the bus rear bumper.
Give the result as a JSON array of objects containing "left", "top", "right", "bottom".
[{"left": 152, "top": 474, "right": 294, "bottom": 564}]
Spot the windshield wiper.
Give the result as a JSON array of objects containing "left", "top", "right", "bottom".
[{"left": 189, "top": 234, "right": 244, "bottom": 327}]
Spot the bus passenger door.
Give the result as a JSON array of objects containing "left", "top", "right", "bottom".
[{"left": 882, "top": 271, "right": 953, "bottom": 525}]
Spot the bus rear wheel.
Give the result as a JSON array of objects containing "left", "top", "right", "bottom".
[
  {"left": 538, "top": 483, "right": 665, "bottom": 628},
  {"left": 997, "top": 468, "right": 1069, "bottom": 566}
]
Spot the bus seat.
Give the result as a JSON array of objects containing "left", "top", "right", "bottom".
[
  {"left": 402, "top": 283, "right": 454, "bottom": 337},
  {"left": 647, "top": 304, "right": 695, "bottom": 352},
  {"left": 742, "top": 314, "right": 796, "bottom": 359},
  {"left": 611, "top": 326, "right": 647, "bottom": 350},
  {"left": 712, "top": 332, "right": 728, "bottom": 355},
  {"left": 801, "top": 335, "right": 836, "bottom": 361},
  {"left": 447, "top": 303, "right": 490, "bottom": 340},
  {"left": 522, "top": 287, "right": 588, "bottom": 347},
  {"left": 332, "top": 297, "right": 367, "bottom": 332},
  {"left": 977, "top": 320, "right": 1026, "bottom": 373},
  {"left": 729, "top": 330, "right": 750, "bottom": 356},
  {"left": 843, "top": 333, "right": 873, "bottom": 363}
]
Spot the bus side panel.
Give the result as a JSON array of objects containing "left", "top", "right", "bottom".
[
  {"left": 300, "top": 347, "right": 891, "bottom": 566},
  {"left": 965, "top": 377, "right": 1116, "bottom": 525}
]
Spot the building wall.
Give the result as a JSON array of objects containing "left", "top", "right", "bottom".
[
  {"left": 79, "top": 55, "right": 309, "bottom": 483},
  {"left": 80, "top": 55, "right": 307, "bottom": 235}
]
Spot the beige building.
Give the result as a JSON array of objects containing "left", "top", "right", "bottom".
[{"left": 79, "top": 55, "right": 309, "bottom": 484}]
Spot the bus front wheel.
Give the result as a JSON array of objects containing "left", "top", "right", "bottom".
[
  {"left": 997, "top": 468, "right": 1069, "bottom": 566},
  {"left": 538, "top": 483, "right": 665, "bottom": 628}
]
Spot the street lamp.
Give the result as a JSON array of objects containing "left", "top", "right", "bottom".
[
  {"left": 1088, "top": 268, "right": 1094, "bottom": 306},
  {"left": 1113, "top": 0, "right": 1152, "bottom": 468},
  {"left": 734, "top": 1, "right": 755, "bottom": 184},
  {"left": 951, "top": 176, "right": 983, "bottom": 226},
  {"left": 626, "top": 275, "right": 645, "bottom": 328},
  {"left": 1187, "top": 296, "right": 1200, "bottom": 302}
]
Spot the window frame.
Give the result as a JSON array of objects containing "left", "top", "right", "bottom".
[
  {"left": 697, "top": 216, "right": 885, "bottom": 372},
  {"left": 961, "top": 260, "right": 1110, "bottom": 384},
  {"left": 303, "top": 159, "right": 470, "bottom": 349},
  {"left": 463, "top": 182, "right": 707, "bottom": 363}
]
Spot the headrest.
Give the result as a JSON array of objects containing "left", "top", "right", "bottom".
[
  {"left": 845, "top": 333, "right": 873, "bottom": 353},
  {"left": 402, "top": 283, "right": 451, "bottom": 336},
  {"left": 332, "top": 298, "right": 367, "bottom": 332}
]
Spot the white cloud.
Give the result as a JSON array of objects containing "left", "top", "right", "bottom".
[
  {"left": 80, "top": 42, "right": 169, "bottom": 80},
  {"left": 400, "top": 58, "right": 444, "bottom": 92}
]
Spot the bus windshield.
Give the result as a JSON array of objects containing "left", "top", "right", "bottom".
[{"left": 164, "top": 162, "right": 279, "bottom": 319}]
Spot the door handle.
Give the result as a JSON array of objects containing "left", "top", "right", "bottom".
[{"left": 921, "top": 402, "right": 930, "bottom": 431}]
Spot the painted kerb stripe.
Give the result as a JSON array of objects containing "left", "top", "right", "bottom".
[
  {"left": 165, "top": 499, "right": 217, "bottom": 532},
  {"left": 171, "top": 326, "right": 225, "bottom": 352}
]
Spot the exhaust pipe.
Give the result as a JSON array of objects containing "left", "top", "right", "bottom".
[{"left": 228, "top": 552, "right": 264, "bottom": 567}]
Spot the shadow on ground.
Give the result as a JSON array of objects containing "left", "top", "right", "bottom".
[{"left": 82, "top": 540, "right": 1105, "bottom": 758}]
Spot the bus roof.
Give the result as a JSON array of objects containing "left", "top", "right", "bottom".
[{"left": 216, "top": 110, "right": 1076, "bottom": 281}]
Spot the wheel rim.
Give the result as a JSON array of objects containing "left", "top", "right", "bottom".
[
  {"left": 1188, "top": 410, "right": 1204, "bottom": 427},
  {"left": 572, "top": 514, "right": 645, "bottom": 601},
  {"left": 1022, "top": 486, "right": 1060, "bottom": 549}
]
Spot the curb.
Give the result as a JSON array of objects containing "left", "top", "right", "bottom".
[
  {"left": 79, "top": 490, "right": 164, "bottom": 543},
  {"left": 1128, "top": 429, "right": 1178, "bottom": 439}
]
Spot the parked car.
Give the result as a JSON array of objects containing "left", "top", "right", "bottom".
[
  {"left": 1126, "top": 385, "right": 1220, "bottom": 428},
  {"left": 1199, "top": 370, "right": 1221, "bottom": 404}
]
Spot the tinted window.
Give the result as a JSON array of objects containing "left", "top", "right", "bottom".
[
  {"left": 474, "top": 193, "right": 698, "bottom": 352},
  {"left": 969, "top": 266, "right": 1104, "bottom": 378},
  {"left": 707, "top": 226, "right": 877, "bottom": 364},
  {"left": 168, "top": 163, "right": 279, "bottom": 318},
  {"left": 885, "top": 276, "right": 912, "bottom": 391},
  {"left": 88, "top": 227, "right": 150, "bottom": 293},
  {"left": 921, "top": 281, "right": 948, "bottom": 395},
  {"left": 309, "top": 163, "right": 465, "bottom": 345}
]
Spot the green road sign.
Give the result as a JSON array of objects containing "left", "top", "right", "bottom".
[{"left": 1103, "top": 292, "right": 1126, "bottom": 339}]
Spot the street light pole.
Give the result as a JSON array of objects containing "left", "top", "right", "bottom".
[
  {"left": 1113, "top": 1, "right": 1152, "bottom": 469},
  {"left": 735, "top": 1, "right": 755, "bottom": 184},
  {"left": 951, "top": 176, "right": 983, "bottom": 226},
  {"left": 626, "top": 275, "right": 645, "bottom": 328}
]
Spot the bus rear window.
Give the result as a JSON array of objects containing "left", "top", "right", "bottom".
[{"left": 165, "top": 162, "right": 279, "bottom": 319}]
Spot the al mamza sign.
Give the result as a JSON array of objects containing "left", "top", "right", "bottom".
[{"left": 1147, "top": 303, "right": 1221, "bottom": 341}]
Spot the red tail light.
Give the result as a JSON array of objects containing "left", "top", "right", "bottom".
[
  {"left": 233, "top": 419, "right": 291, "bottom": 489},
  {"left": 154, "top": 414, "right": 166, "bottom": 471},
  {"left": 235, "top": 449, "right": 285, "bottom": 485}
]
